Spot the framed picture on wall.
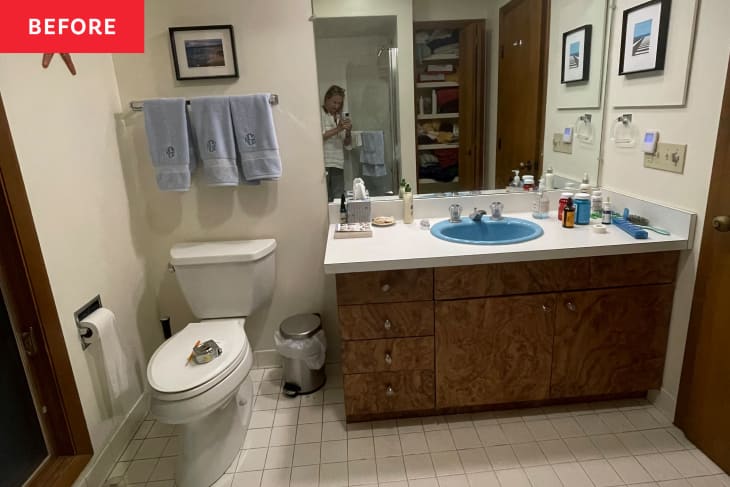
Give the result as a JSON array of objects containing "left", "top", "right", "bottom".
[
  {"left": 618, "top": 0, "right": 672, "bottom": 75},
  {"left": 169, "top": 25, "right": 239, "bottom": 80},
  {"left": 561, "top": 25, "right": 592, "bottom": 84}
]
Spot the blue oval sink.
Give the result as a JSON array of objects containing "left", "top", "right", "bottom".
[{"left": 430, "top": 217, "right": 544, "bottom": 245}]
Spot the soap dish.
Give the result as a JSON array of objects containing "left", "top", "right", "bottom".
[{"left": 372, "top": 216, "right": 396, "bottom": 227}]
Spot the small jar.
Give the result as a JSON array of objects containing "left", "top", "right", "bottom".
[
  {"left": 523, "top": 175, "right": 535, "bottom": 191},
  {"left": 558, "top": 192, "right": 573, "bottom": 221},
  {"left": 574, "top": 192, "right": 591, "bottom": 225}
]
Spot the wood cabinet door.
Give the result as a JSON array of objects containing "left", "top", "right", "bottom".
[
  {"left": 551, "top": 284, "right": 674, "bottom": 398},
  {"left": 435, "top": 295, "right": 555, "bottom": 408}
]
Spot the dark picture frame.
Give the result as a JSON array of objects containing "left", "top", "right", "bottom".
[
  {"left": 169, "top": 25, "right": 239, "bottom": 80},
  {"left": 618, "top": 0, "right": 672, "bottom": 75},
  {"left": 561, "top": 25, "right": 592, "bottom": 84}
]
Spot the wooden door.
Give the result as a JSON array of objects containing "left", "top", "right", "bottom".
[
  {"left": 458, "top": 21, "right": 486, "bottom": 190},
  {"left": 551, "top": 285, "right": 674, "bottom": 399},
  {"left": 435, "top": 294, "right": 554, "bottom": 408},
  {"left": 496, "top": 0, "right": 548, "bottom": 188},
  {"left": 675, "top": 58, "right": 730, "bottom": 472}
]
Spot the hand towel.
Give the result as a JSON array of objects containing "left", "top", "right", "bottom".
[
  {"left": 190, "top": 97, "right": 240, "bottom": 186},
  {"left": 229, "top": 94, "right": 282, "bottom": 182},
  {"left": 143, "top": 98, "right": 196, "bottom": 191},
  {"left": 360, "top": 130, "right": 387, "bottom": 177}
]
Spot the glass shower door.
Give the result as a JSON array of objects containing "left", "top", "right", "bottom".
[
  {"left": 0, "top": 290, "right": 47, "bottom": 486},
  {"left": 345, "top": 47, "right": 400, "bottom": 197}
]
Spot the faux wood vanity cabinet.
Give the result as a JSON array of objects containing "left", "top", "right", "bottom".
[{"left": 336, "top": 252, "right": 679, "bottom": 421}]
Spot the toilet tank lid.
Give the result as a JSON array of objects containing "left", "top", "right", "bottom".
[{"left": 170, "top": 239, "right": 276, "bottom": 265}]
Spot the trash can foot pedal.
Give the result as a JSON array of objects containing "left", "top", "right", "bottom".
[{"left": 282, "top": 382, "right": 301, "bottom": 397}]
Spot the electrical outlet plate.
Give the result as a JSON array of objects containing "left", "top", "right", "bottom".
[
  {"left": 553, "top": 133, "right": 572, "bottom": 154},
  {"left": 644, "top": 142, "right": 687, "bottom": 174}
]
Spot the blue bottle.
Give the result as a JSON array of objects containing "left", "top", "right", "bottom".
[{"left": 574, "top": 192, "right": 591, "bottom": 225}]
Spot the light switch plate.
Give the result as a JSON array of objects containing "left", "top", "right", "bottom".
[
  {"left": 553, "top": 133, "right": 572, "bottom": 154},
  {"left": 644, "top": 142, "right": 687, "bottom": 174}
]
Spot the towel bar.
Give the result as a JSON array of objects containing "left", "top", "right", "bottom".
[{"left": 129, "top": 94, "right": 279, "bottom": 112}]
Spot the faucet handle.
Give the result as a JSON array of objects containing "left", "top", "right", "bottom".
[
  {"left": 449, "top": 204, "right": 462, "bottom": 222},
  {"left": 490, "top": 201, "right": 504, "bottom": 220}
]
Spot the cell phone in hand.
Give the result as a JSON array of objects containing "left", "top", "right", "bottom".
[{"left": 343, "top": 112, "right": 350, "bottom": 119}]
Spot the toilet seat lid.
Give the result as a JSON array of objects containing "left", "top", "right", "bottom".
[{"left": 148, "top": 318, "right": 246, "bottom": 394}]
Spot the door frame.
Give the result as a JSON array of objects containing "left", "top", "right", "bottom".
[{"left": 0, "top": 93, "right": 92, "bottom": 485}]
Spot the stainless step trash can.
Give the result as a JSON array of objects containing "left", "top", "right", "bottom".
[{"left": 275, "top": 313, "right": 326, "bottom": 396}]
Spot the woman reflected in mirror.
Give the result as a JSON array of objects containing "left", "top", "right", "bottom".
[{"left": 321, "top": 85, "right": 352, "bottom": 201}]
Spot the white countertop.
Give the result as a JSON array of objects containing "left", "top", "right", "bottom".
[{"left": 323, "top": 211, "right": 693, "bottom": 274}]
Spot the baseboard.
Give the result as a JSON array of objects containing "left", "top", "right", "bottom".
[
  {"left": 648, "top": 388, "right": 677, "bottom": 423},
  {"left": 73, "top": 392, "right": 150, "bottom": 487},
  {"left": 253, "top": 349, "right": 281, "bottom": 368}
]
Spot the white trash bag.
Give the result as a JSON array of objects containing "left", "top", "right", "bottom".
[{"left": 274, "top": 329, "right": 327, "bottom": 370}]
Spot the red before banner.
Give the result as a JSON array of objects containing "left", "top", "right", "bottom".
[{"left": 0, "top": 0, "right": 144, "bottom": 53}]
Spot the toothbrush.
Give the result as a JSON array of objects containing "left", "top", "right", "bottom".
[{"left": 637, "top": 225, "right": 670, "bottom": 235}]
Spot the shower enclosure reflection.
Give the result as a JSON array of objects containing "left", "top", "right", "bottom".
[{"left": 314, "top": 16, "right": 401, "bottom": 201}]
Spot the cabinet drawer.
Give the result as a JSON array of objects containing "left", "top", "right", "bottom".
[
  {"left": 590, "top": 252, "right": 679, "bottom": 288},
  {"left": 344, "top": 370, "right": 434, "bottom": 416},
  {"left": 336, "top": 269, "right": 433, "bottom": 305},
  {"left": 339, "top": 302, "right": 434, "bottom": 340},
  {"left": 434, "top": 259, "right": 591, "bottom": 299},
  {"left": 342, "top": 337, "right": 434, "bottom": 374}
]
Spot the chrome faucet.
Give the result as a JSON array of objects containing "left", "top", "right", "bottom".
[{"left": 469, "top": 208, "right": 487, "bottom": 221}]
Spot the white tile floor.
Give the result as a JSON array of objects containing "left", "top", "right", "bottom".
[{"left": 107, "top": 363, "right": 730, "bottom": 487}]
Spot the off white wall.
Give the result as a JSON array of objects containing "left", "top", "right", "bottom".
[
  {"left": 0, "top": 55, "right": 150, "bottom": 452},
  {"left": 600, "top": 0, "right": 730, "bottom": 417},
  {"left": 412, "top": 0, "right": 489, "bottom": 21},
  {"left": 111, "top": 0, "right": 337, "bottom": 360},
  {"left": 314, "top": 0, "right": 417, "bottom": 188},
  {"left": 542, "top": 0, "right": 607, "bottom": 184}
]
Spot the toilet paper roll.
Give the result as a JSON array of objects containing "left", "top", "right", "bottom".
[{"left": 81, "top": 308, "right": 129, "bottom": 400}]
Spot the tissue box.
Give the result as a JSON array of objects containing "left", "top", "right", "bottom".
[{"left": 346, "top": 199, "right": 371, "bottom": 223}]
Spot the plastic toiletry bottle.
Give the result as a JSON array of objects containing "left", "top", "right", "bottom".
[
  {"left": 602, "top": 196, "right": 613, "bottom": 225},
  {"left": 545, "top": 166, "right": 554, "bottom": 190},
  {"left": 558, "top": 192, "right": 573, "bottom": 221},
  {"left": 562, "top": 197, "right": 576, "bottom": 228},
  {"left": 399, "top": 179, "right": 406, "bottom": 199},
  {"left": 510, "top": 170, "right": 521, "bottom": 189},
  {"left": 523, "top": 175, "right": 535, "bottom": 191},
  {"left": 339, "top": 193, "right": 347, "bottom": 223},
  {"left": 590, "top": 190, "right": 603, "bottom": 223},
  {"left": 574, "top": 192, "right": 591, "bottom": 225},
  {"left": 532, "top": 178, "right": 550, "bottom": 219},
  {"left": 579, "top": 172, "right": 592, "bottom": 193},
  {"left": 403, "top": 184, "right": 414, "bottom": 224}
]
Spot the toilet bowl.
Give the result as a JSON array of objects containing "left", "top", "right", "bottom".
[
  {"left": 147, "top": 319, "right": 254, "bottom": 487},
  {"left": 146, "top": 239, "right": 276, "bottom": 487}
]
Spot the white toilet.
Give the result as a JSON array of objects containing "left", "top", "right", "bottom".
[{"left": 146, "top": 239, "right": 276, "bottom": 487}]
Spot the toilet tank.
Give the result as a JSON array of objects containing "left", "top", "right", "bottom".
[{"left": 169, "top": 239, "right": 276, "bottom": 319}]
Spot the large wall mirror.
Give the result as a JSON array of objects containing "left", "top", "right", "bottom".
[{"left": 313, "top": 0, "right": 611, "bottom": 201}]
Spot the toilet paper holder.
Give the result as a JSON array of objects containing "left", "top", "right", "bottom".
[{"left": 74, "top": 294, "right": 102, "bottom": 350}]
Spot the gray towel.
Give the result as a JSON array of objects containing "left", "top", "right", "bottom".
[
  {"left": 360, "top": 131, "right": 386, "bottom": 177},
  {"left": 143, "top": 98, "right": 197, "bottom": 191},
  {"left": 229, "top": 94, "right": 282, "bottom": 182},
  {"left": 190, "top": 97, "right": 240, "bottom": 186}
]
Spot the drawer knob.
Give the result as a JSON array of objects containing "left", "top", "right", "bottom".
[
  {"left": 565, "top": 301, "right": 577, "bottom": 312},
  {"left": 542, "top": 304, "right": 551, "bottom": 313},
  {"left": 383, "top": 319, "right": 392, "bottom": 330},
  {"left": 381, "top": 283, "right": 391, "bottom": 293},
  {"left": 385, "top": 352, "right": 392, "bottom": 365},
  {"left": 385, "top": 385, "right": 395, "bottom": 397}
]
